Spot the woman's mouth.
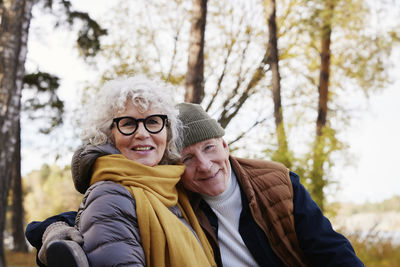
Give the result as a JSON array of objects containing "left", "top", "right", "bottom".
[{"left": 132, "top": 146, "right": 153, "bottom": 151}]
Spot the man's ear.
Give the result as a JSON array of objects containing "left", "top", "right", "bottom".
[{"left": 221, "top": 139, "right": 229, "bottom": 153}]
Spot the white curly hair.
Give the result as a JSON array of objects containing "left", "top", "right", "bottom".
[{"left": 80, "top": 75, "right": 183, "bottom": 164}]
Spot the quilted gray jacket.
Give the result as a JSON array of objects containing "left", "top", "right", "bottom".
[{"left": 73, "top": 144, "right": 197, "bottom": 267}]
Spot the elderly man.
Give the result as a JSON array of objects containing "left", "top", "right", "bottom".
[{"left": 26, "top": 103, "right": 364, "bottom": 267}]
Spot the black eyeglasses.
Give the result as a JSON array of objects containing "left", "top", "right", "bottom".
[{"left": 112, "top": 114, "right": 168, "bottom": 135}]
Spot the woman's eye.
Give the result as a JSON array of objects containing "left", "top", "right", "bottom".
[
  {"left": 147, "top": 119, "right": 159, "bottom": 125},
  {"left": 122, "top": 121, "right": 135, "bottom": 127}
]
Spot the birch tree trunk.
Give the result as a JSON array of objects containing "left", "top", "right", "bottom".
[
  {"left": 0, "top": 0, "right": 34, "bottom": 263},
  {"left": 185, "top": 0, "right": 207, "bottom": 103}
]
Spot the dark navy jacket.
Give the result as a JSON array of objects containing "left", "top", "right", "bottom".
[{"left": 200, "top": 172, "right": 364, "bottom": 266}]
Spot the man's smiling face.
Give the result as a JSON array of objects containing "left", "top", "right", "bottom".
[{"left": 180, "top": 138, "right": 231, "bottom": 196}]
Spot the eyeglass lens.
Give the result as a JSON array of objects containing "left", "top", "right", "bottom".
[{"left": 116, "top": 115, "right": 166, "bottom": 135}]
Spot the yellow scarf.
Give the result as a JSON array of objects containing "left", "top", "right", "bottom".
[{"left": 91, "top": 154, "right": 216, "bottom": 267}]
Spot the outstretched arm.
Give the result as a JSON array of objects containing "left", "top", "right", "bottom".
[
  {"left": 290, "top": 172, "right": 364, "bottom": 266},
  {"left": 25, "top": 211, "right": 79, "bottom": 266}
]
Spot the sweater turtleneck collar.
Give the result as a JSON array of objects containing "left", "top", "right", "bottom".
[{"left": 201, "top": 167, "right": 237, "bottom": 204}]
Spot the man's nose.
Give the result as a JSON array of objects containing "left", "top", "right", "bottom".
[{"left": 196, "top": 155, "right": 212, "bottom": 172}]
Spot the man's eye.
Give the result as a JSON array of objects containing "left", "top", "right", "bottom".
[
  {"left": 182, "top": 156, "right": 192, "bottom": 163},
  {"left": 205, "top": 145, "right": 214, "bottom": 151}
]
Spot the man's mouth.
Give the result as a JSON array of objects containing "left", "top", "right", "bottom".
[{"left": 200, "top": 170, "right": 219, "bottom": 180}]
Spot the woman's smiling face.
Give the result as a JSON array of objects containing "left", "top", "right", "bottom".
[{"left": 112, "top": 101, "right": 167, "bottom": 166}]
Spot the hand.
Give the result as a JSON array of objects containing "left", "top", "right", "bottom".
[{"left": 38, "top": 221, "right": 83, "bottom": 265}]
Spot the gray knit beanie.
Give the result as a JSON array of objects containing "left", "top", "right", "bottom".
[{"left": 177, "top": 103, "right": 225, "bottom": 148}]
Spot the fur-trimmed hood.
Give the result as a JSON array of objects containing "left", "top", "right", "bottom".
[{"left": 71, "top": 143, "right": 121, "bottom": 194}]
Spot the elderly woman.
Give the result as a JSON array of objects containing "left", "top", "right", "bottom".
[{"left": 69, "top": 76, "right": 215, "bottom": 267}]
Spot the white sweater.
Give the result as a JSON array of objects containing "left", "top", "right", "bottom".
[{"left": 202, "top": 170, "right": 259, "bottom": 267}]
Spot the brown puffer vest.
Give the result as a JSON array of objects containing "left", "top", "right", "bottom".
[{"left": 192, "top": 156, "right": 308, "bottom": 267}]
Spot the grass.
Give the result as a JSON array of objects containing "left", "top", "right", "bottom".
[
  {"left": 348, "top": 231, "right": 400, "bottom": 266},
  {"left": 5, "top": 250, "right": 37, "bottom": 267}
]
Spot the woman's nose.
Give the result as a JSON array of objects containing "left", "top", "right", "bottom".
[{"left": 134, "top": 122, "right": 150, "bottom": 138}]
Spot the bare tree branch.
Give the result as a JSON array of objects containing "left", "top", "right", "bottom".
[{"left": 228, "top": 117, "right": 267, "bottom": 146}]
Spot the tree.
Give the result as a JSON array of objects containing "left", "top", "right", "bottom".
[
  {"left": 309, "top": 0, "right": 335, "bottom": 211},
  {"left": 0, "top": 0, "right": 35, "bottom": 264},
  {"left": 204, "top": 0, "right": 272, "bottom": 132},
  {"left": 10, "top": 121, "right": 28, "bottom": 252},
  {"left": 92, "top": 0, "right": 188, "bottom": 85},
  {"left": 291, "top": 0, "right": 399, "bottom": 209},
  {"left": 185, "top": 0, "right": 207, "bottom": 103},
  {"left": 92, "top": 0, "right": 273, "bottom": 136},
  {"left": 7, "top": 72, "right": 63, "bottom": 252},
  {"left": 1, "top": 0, "right": 107, "bottom": 258},
  {"left": 263, "top": 0, "right": 292, "bottom": 168}
]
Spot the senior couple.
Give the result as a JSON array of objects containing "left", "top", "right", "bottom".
[{"left": 26, "top": 76, "right": 364, "bottom": 267}]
